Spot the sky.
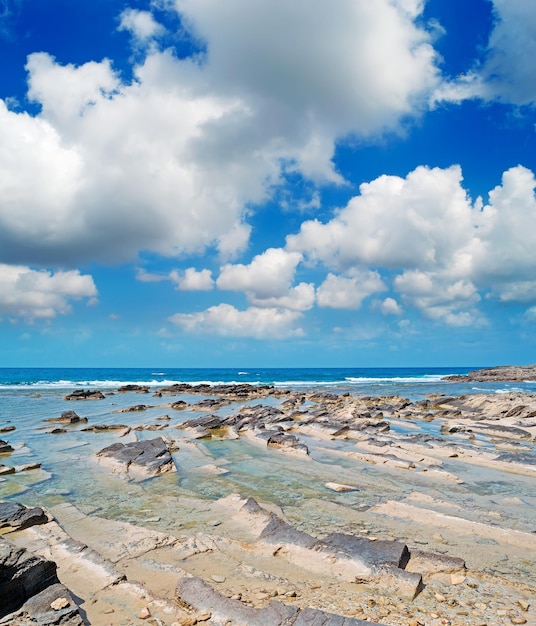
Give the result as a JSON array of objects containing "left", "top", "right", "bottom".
[{"left": 1, "top": 0, "right": 536, "bottom": 368}]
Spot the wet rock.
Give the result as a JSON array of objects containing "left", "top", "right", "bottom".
[
  {"left": 96, "top": 437, "right": 176, "bottom": 479},
  {"left": 43, "top": 411, "right": 87, "bottom": 425},
  {"left": 267, "top": 432, "right": 309, "bottom": 456},
  {"left": 0, "top": 502, "right": 48, "bottom": 532},
  {"left": 0, "top": 426, "right": 15, "bottom": 434},
  {"left": 0, "top": 440, "right": 14, "bottom": 454},
  {"left": 0, "top": 466, "right": 15, "bottom": 476},
  {"left": 64, "top": 389, "right": 105, "bottom": 401},
  {"left": 118, "top": 404, "right": 150, "bottom": 412},
  {"left": 444, "top": 365, "right": 536, "bottom": 382},
  {"left": 117, "top": 384, "right": 150, "bottom": 393}
]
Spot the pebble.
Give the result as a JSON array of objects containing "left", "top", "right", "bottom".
[
  {"left": 50, "top": 597, "right": 70, "bottom": 611},
  {"left": 196, "top": 611, "right": 212, "bottom": 621},
  {"left": 517, "top": 600, "right": 530, "bottom": 611},
  {"left": 510, "top": 618, "right": 527, "bottom": 625},
  {"left": 139, "top": 607, "right": 151, "bottom": 619},
  {"left": 450, "top": 572, "right": 466, "bottom": 585},
  {"left": 211, "top": 574, "right": 226, "bottom": 583}
]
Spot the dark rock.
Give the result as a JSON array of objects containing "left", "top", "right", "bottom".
[
  {"left": 0, "top": 440, "right": 14, "bottom": 454},
  {"left": 267, "top": 432, "right": 310, "bottom": 455},
  {"left": 43, "top": 411, "right": 87, "bottom": 425},
  {"left": 117, "top": 384, "right": 150, "bottom": 393},
  {"left": 96, "top": 437, "right": 175, "bottom": 478},
  {"left": 119, "top": 404, "right": 149, "bottom": 412},
  {"left": 0, "top": 502, "right": 48, "bottom": 532},
  {"left": 322, "top": 533, "right": 410, "bottom": 569},
  {"left": 82, "top": 423, "right": 130, "bottom": 432},
  {"left": 0, "top": 537, "right": 58, "bottom": 617},
  {"left": 182, "top": 415, "right": 224, "bottom": 430},
  {"left": 64, "top": 389, "right": 105, "bottom": 401},
  {"left": 1, "top": 581, "right": 84, "bottom": 625},
  {"left": 0, "top": 426, "right": 15, "bottom": 434}
]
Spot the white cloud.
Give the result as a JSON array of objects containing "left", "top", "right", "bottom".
[
  {"left": 434, "top": 0, "right": 536, "bottom": 105},
  {"left": 217, "top": 248, "right": 302, "bottom": 298},
  {"left": 394, "top": 270, "right": 482, "bottom": 326},
  {"left": 136, "top": 267, "right": 214, "bottom": 290},
  {"left": 0, "top": 265, "right": 97, "bottom": 320},
  {"left": 0, "top": 1, "right": 442, "bottom": 267},
  {"left": 289, "top": 163, "right": 536, "bottom": 324},
  {"left": 249, "top": 283, "right": 315, "bottom": 312},
  {"left": 174, "top": 268, "right": 214, "bottom": 291},
  {"left": 169, "top": 303, "right": 303, "bottom": 338},
  {"left": 316, "top": 271, "right": 386, "bottom": 309},
  {"left": 378, "top": 297, "right": 403, "bottom": 316},
  {"left": 287, "top": 165, "right": 475, "bottom": 272},
  {"left": 118, "top": 9, "right": 165, "bottom": 43}
]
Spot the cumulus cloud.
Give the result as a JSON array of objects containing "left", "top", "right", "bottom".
[
  {"left": 0, "top": 265, "right": 97, "bottom": 320},
  {"left": 0, "top": 0, "right": 441, "bottom": 267},
  {"left": 288, "top": 164, "right": 536, "bottom": 324},
  {"left": 316, "top": 271, "right": 386, "bottom": 309},
  {"left": 169, "top": 303, "right": 303, "bottom": 338},
  {"left": 118, "top": 9, "right": 166, "bottom": 43},
  {"left": 173, "top": 268, "right": 214, "bottom": 291},
  {"left": 377, "top": 297, "right": 403, "bottom": 316},
  {"left": 216, "top": 248, "right": 312, "bottom": 308}
]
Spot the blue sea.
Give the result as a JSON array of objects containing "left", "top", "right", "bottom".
[{"left": 1, "top": 366, "right": 535, "bottom": 397}]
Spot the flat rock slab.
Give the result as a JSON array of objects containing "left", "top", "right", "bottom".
[
  {"left": 64, "top": 389, "right": 105, "bottom": 400},
  {"left": 0, "top": 501, "right": 48, "bottom": 533},
  {"left": 96, "top": 436, "right": 176, "bottom": 479},
  {"left": 176, "top": 576, "right": 385, "bottom": 626}
]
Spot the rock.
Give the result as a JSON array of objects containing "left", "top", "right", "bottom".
[
  {"left": 96, "top": 437, "right": 176, "bottom": 479},
  {"left": 444, "top": 365, "right": 536, "bottom": 382},
  {"left": 211, "top": 574, "right": 226, "bottom": 583},
  {"left": 64, "top": 389, "right": 105, "bottom": 400},
  {"left": 450, "top": 572, "right": 466, "bottom": 585},
  {"left": 139, "top": 606, "right": 151, "bottom": 619},
  {"left": 50, "top": 596, "right": 70, "bottom": 610},
  {"left": 0, "top": 501, "right": 48, "bottom": 532},
  {"left": 325, "top": 482, "right": 359, "bottom": 492},
  {"left": 0, "top": 426, "right": 15, "bottom": 434},
  {"left": 0, "top": 537, "right": 59, "bottom": 617},
  {"left": 0, "top": 465, "right": 15, "bottom": 476},
  {"left": 0, "top": 440, "right": 14, "bottom": 454},
  {"left": 2, "top": 581, "right": 83, "bottom": 625},
  {"left": 266, "top": 432, "right": 309, "bottom": 456},
  {"left": 118, "top": 384, "right": 150, "bottom": 393},
  {"left": 119, "top": 404, "right": 149, "bottom": 412},
  {"left": 176, "top": 576, "right": 384, "bottom": 625},
  {"left": 44, "top": 411, "right": 88, "bottom": 425}
]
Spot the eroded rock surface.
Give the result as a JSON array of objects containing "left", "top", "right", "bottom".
[{"left": 96, "top": 436, "right": 176, "bottom": 478}]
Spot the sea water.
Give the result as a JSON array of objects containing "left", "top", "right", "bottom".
[{"left": 1, "top": 367, "right": 535, "bottom": 541}]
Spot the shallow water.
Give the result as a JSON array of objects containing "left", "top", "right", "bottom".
[{"left": 1, "top": 372, "right": 535, "bottom": 550}]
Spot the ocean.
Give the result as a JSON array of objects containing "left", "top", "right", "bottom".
[{"left": 2, "top": 365, "right": 535, "bottom": 397}]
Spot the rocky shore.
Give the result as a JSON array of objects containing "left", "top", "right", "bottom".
[
  {"left": 1, "top": 375, "right": 535, "bottom": 625},
  {"left": 444, "top": 364, "right": 536, "bottom": 382}
]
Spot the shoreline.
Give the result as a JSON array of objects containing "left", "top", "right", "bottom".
[{"left": 1, "top": 370, "right": 535, "bottom": 625}]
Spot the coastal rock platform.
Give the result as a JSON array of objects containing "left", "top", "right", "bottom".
[{"left": 1, "top": 374, "right": 535, "bottom": 625}]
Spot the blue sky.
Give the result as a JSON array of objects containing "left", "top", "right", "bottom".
[{"left": 1, "top": 0, "right": 536, "bottom": 367}]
